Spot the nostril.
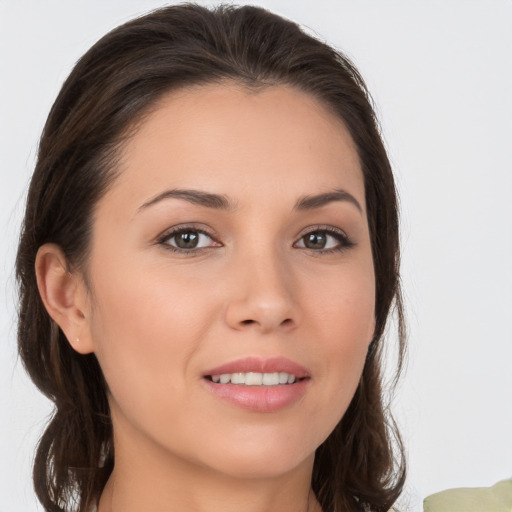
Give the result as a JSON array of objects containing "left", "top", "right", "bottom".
[{"left": 240, "top": 318, "right": 293, "bottom": 328}]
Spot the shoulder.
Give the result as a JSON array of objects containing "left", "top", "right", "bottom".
[{"left": 423, "top": 479, "right": 512, "bottom": 512}]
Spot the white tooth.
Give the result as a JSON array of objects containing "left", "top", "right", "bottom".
[
  {"left": 231, "top": 372, "right": 244, "bottom": 384},
  {"left": 245, "top": 372, "right": 263, "bottom": 386},
  {"left": 219, "top": 374, "right": 231, "bottom": 384},
  {"left": 279, "top": 372, "right": 289, "bottom": 384},
  {"left": 216, "top": 372, "right": 296, "bottom": 386},
  {"left": 263, "top": 372, "right": 279, "bottom": 386}
]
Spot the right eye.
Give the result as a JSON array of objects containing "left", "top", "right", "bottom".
[{"left": 159, "top": 228, "right": 220, "bottom": 252}]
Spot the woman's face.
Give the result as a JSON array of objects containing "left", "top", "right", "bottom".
[{"left": 80, "top": 83, "right": 375, "bottom": 479}]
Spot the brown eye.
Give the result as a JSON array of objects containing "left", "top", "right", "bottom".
[
  {"left": 162, "top": 229, "right": 218, "bottom": 251},
  {"left": 295, "top": 228, "right": 353, "bottom": 252},
  {"left": 303, "top": 232, "right": 327, "bottom": 249},
  {"left": 174, "top": 231, "right": 200, "bottom": 249}
]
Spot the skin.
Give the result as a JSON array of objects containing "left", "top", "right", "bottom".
[{"left": 36, "top": 83, "right": 375, "bottom": 512}]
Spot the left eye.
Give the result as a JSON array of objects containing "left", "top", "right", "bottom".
[
  {"left": 162, "top": 229, "right": 216, "bottom": 250},
  {"left": 294, "top": 230, "right": 347, "bottom": 250}
]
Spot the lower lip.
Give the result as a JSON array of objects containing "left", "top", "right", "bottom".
[{"left": 203, "top": 379, "right": 310, "bottom": 413}]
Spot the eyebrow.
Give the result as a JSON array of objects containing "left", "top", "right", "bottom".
[
  {"left": 295, "top": 189, "right": 362, "bottom": 213},
  {"left": 139, "top": 189, "right": 234, "bottom": 211},
  {"left": 138, "top": 187, "right": 362, "bottom": 213}
]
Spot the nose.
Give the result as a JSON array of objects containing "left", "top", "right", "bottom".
[{"left": 224, "top": 248, "right": 300, "bottom": 334}]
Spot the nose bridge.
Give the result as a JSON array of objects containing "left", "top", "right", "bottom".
[{"left": 225, "top": 240, "right": 298, "bottom": 332}]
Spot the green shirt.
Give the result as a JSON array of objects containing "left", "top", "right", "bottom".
[{"left": 424, "top": 479, "right": 512, "bottom": 512}]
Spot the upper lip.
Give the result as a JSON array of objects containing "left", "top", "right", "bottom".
[{"left": 202, "top": 356, "right": 310, "bottom": 378}]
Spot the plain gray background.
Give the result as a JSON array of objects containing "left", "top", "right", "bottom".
[{"left": 1, "top": 1, "right": 511, "bottom": 510}]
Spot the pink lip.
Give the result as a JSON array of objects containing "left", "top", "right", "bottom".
[{"left": 202, "top": 357, "right": 311, "bottom": 413}]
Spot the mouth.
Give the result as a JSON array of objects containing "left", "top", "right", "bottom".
[{"left": 202, "top": 357, "right": 310, "bottom": 412}]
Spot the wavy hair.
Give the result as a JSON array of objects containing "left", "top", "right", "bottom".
[{"left": 16, "top": 4, "right": 406, "bottom": 511}]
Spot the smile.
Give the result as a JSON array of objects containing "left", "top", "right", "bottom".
[
  {"left": 202, "top": 357, "right": 310, "bottom": 412},
  {"left": 209, "top": 372, "right": 298, "bottom": 385}
]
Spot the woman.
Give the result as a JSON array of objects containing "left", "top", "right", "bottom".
[{"left": 16, "top": 4, "right": 405, "bottom": 512}]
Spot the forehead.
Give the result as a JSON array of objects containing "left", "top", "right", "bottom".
[{"left": 106, "top": 82, "right": 365, "bottom": 213}]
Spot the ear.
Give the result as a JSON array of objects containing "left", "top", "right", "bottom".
[{"left": 35, "top": 243, "right": 94, "bottom": 354}]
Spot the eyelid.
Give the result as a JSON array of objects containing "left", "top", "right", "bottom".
[{"left": 295, "top": 224, "right": 349, "bottom": 240}]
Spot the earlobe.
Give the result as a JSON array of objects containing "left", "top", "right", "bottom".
[{"left": 35, "top": 243, "right": 94, "bottom": 354}]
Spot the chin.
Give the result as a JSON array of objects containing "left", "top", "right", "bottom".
[
  {"left": 212, "top": 451, "right": 314, "bottom": 481},
  {"left": 188, "top": 432, "right": 318, "bottom": 481}
]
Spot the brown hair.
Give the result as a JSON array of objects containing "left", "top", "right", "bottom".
[{"left": 16, "top": 4, "right": 406, "bottom": 511}]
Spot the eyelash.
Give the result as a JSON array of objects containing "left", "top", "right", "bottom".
[{"left": 157, "top": 225, "right": 355, "bottom": 255}]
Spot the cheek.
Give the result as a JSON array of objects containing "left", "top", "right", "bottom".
[
  {"left": 301, "top": 260, "right": 375, "bottom": 434},
  {"left": 318, "top": 289, "right": 374, "bottom": 380},
  {"left": 307, "top": 257, "right": 376, "bottom": 351},
  {"left": 86, "top": 263, "right": 218, "bottom": 413}
]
